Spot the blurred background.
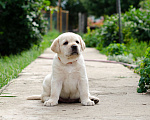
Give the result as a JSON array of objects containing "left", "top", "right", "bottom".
[{"left": 0, "top": 0, "right": 149, "bottom": 56}]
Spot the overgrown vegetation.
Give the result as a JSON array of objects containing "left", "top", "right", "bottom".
[
  {"left": 106, "top": 43, "right": 127, "bottom": 56},
  {"left": 0, "top": 31, "right": 59, "bottom": 89},
  {"left": 0, "top": 0, "right": 50, "bottom": 56},
  {"left": 136, "top": 47, "right": 150, "bottom": 93},
  {"left": 83, "top": 5, "right": 150, "bottom": 59},
  {"left": 83, "top": 1, "right": 150, "bottom": 93}
]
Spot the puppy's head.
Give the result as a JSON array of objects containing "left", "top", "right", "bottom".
[{"left": 51, "top": 32, "right": 85, "bottom": 59}]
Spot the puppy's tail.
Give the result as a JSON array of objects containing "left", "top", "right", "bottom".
[{"left": 27, "top": 95, "right": 41, "bottom": 100}]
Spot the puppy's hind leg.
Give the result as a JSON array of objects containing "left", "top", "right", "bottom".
[
  {"left": 41, "top": 92, "right": 50, "bottom": 103},
  {"left": 41, "top": 74, "right": 52, "bottom": 103}
]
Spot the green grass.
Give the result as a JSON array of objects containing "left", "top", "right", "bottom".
[{"left": 0, "top": 30, "right": 59, "bottom": 89}]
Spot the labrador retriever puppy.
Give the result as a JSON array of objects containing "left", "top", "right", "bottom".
[{"left": 27, "top": 32, "right": 99, "bottom": 106}]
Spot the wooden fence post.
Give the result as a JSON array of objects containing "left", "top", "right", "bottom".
[
  {"left": 50, "top": 11, "right": 52, "bottom": 31},
  {"left": 66, "top": 11, "right": 69, "bottom": 32},
  {"left": 78, "top": 12, "right": 82, "bottom": 33},
  {"left": 117, "top": 0, "right": 123, "bottom": 43},
  {"left": 57, "top": 9, "right": 59, "bottom": 31},
  {"left": 60, "top": 7, "right": 62, "bottom": 32},
  {"left": 78, "top": 13, "right": 87, "bottom": 33}
]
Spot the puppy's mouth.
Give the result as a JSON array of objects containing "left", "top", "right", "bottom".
[
  {"left": 66, "top": 50, "right": 79, "bottom": 58},
  {"left": 71, "top": 51, "right": 79, "bottom": 55}
]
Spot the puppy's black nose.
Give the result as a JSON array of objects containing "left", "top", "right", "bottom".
[{"left": 71, "top": 45, "right": 77, "bottom": 50}]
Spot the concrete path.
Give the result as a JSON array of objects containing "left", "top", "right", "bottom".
[{"left": 0, "top": 48, "right": 150, "bottom": 120}]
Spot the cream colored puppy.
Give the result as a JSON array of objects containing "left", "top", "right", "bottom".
[{"left": 27, "top": 32, "right": 99, "bottom": 106}]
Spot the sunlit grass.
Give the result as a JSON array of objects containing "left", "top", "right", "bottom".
[{"left": 0, "top": 30, "right": 59, "bottom": 89}]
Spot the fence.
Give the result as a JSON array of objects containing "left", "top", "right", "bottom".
[{"left": 44, "top": 7, "right": 69, "bottom": 32}]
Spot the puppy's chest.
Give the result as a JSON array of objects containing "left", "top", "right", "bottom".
[
  {"left": 63, "top": 65, "right": 77, "bottom": 73},
  {"left": 61, "top": 64, "right": 79, "bottom": 75},
  {"left": 61, "top": 65, "right": 80, "bottom": 92},
  {"left": 63, "top": 65, "right": 80, "bottom": 81}
]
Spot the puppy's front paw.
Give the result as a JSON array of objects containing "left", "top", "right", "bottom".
[
  {"left": 44, "top": 99, "right": 58, "bottom": 107},
  {"left": 81, "top": 99, "right": 95, "bottom": 106}
]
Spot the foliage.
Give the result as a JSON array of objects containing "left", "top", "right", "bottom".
[
  {"left": 82, "top": 0, "right": 150, "bottom": 94},
  {"left": 108, "top": 53, "right": 134, "bottom": 64},
  {"left": 81, "top": 0, "right": 142, "bottom": 16},
  {"left": 137, "top": 47, "right": 150, "bottom": 93},
  {"left": 0, "top": 31, "right": 59, "bottom": 89},
  {"left": 139, "top": 0, "right": 150, "bottom": 10},
  {"left": 126, "top": 38, "right": 148, "bottom": 60},
  {"left": 83, "top": 5, "right": 150, "bottom": 58},
  {"left": 106, "top": 43, "right": 127, "bottom": 56},
  {"left": 84, "top": 14, "right": 138, "bottom": 51},
  {"left": 83, "top": 27, "right": 101, "bottom": 47},
  {"left": 102, "top": 39, "right": 147, "bottom": 64},
  {"left": 98, "top": 15, "right": 119, "bottom": 48},
  {"left": 0, "top": 0, "right": 50, "bottom": 56},
  {"left": 84, "top": 15, "right": 121, "bottom": 50},
  {"left": 123, "top": 6, "right": 150, "bottom": 42}
]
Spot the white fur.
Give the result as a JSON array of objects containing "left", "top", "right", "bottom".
[{"left": 27, "top": 32, "right": 99, "bottom": 106}]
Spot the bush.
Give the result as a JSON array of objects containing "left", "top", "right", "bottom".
[
  {"left": 83, "top": 27, "right": 101, "bottom": 47},
  {"left": 124, "top": 6, "right": 150, "bottom": 43},
  {"left": 105, "top": 43, "right": 134, "bottom": 64},
  {"left": 83, "top": 5, "right": 150, "bottom": 50},
  {"left": 108, "top": 53, "right": 134, "bottom": 64},
  {"left": 94, "top": 15, "right": 120, "bottom": 50},
  {"left": 126, "top": 38, "right": 148, "bottom": 59},
  {"left": 83, "top": 4, "right": 150, "bottom": 61},
  {"left": 106, "top": 43, "right": 127, "bottom": 56},
  {"left": 137, "top": 47, "right": 150, "bottom": 93},
  {"left": 0, "top": 0, "right": 50, "bottom": 56},
  {"left": 84, "top": 14, "right": 136, "bottom": 51},
  {"left": 97, "top": 6, "right": 150, "bottom": 47}
]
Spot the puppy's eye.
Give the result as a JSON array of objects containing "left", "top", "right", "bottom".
[
  {"left": 76, "top": 41, "right": 79, "bottom": 44},
  {"left": 63, "top": 41, "right": 68, "bottom": 45}
]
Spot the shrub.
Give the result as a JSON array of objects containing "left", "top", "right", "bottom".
[
  {"left": 137, "top": 47, "right": 150, "bottom": 93},
  {"left": 106, "top": 43, "right": 127, "bottom": 56},
  {"left": 97, "top": 15, "right": 119, "bottom": 48},
  {"left": 124, "top": 6, "right": 150, "bottom": 43},
  {"left": 126, "top": 38, "right": 149, "bottom": 59},
  {"left": 83, "top": 27, "right": 101, "bottom": 47},
  {"left": 83, "top": 5, "right": 150, "bottom": 50},
  {"left": 140, "top": 0, "right": 150, "bottom": 10},
  {"left": 108, "top": 53, "right": 134, "bottom": 64},
  {"left": 0, "top": 0, "right": 50, "bottom": 56}
]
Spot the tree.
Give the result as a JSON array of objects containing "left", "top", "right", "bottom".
[{"left": 81, "top": 0, "right": 142, "bottom": 16}]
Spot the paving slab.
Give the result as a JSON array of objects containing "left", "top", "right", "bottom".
[{"left": 0, "top": 48, "right": 150, "bottom": 120}]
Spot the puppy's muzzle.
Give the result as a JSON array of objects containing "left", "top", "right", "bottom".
[{"left": 71, "top": 45, "right": 78, "bottom": 55}]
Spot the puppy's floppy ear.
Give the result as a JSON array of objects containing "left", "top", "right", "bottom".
[
  {"left": 78, "top": 35, "right": 85, "bottom": 51},
  {"left": 50, "top": 37, "right": 60, "bottom": 53}
]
